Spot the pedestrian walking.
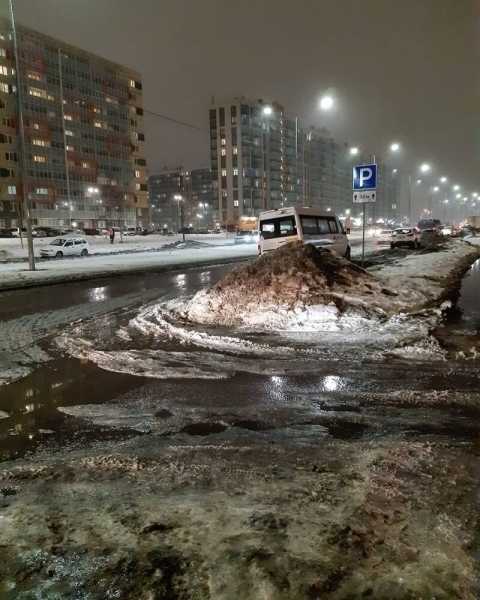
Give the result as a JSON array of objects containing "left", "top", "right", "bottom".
[{"left": 109, "top": 228, "right": 115, "bottom": 244}]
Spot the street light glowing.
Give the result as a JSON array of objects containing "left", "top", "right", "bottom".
[
  {"left": 453, "top": 185, "right": 460, "bottom": 191},
  {"left": 173, "top": 194, "right": 182, "bottom": 201},
  {"left": 432, "top": 186, "right": 439, "bottom": 192},
  {"left": 392, "top": 168, "right": 398, "bottom": 174},
  {"left": 472, "top": 192, "right": 478, "bottom": 198},
  {"left": 349, "top": 146, "right": 359, "bottom": 156},
  {"left": 440, "top": 176, "right": 448, "bottom": 184},
  {"left": 390, "top": 142, "right": 400, "bottom": 152},
  {"left": 456, "top": 193, "right": 461, "bottom": 199},
  {"left": 319, "top": 95, "right": 334, "bottom": 111},
  {"left": 262, "top": 105, "right": 273, "bottom": 116},
  {"left": 416, "top": 179, "right": 422, "bottom": 184},
  {"left": 419, "top": 163, "right": 431, "bottom": 173}
]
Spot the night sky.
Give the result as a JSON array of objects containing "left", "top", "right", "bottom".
[{"left": 12, "top": 0, "right": 479, "bottom": 190}]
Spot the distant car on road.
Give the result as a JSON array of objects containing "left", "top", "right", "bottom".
[
  {"left": 375, "top": 229, "right": 393, "bottom": 246},
  {"left": 391, "top": 227, "right": 421, "bottom": 249},
  {"left": 40, "top": 237, "right": 89, "bottom": 258},
  {"left": 417, "top": 218, "right": 441, "bottom": 232},
  {"left": 234, "top": 230, "right": 257, "bottom": 244},
  {"left": 10, "top": 227, "right": 38, "bottom": 238},
  {"left": 0, "top": 228, "right": 13, "bottom": 238}
]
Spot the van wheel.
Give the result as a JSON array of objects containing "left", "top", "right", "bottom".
[
  {"left": 55, "top": 251, "right": 63, "bottom": 258},
  {"left": 344, "top": 246, "right": 351, "bottom": 260},
  {"left": 80, "top": 249, "right": 88, "bottom": 256}
]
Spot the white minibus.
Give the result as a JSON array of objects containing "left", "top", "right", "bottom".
[{"left": 258, "top": 207, "right": 350, "bottom": 259}]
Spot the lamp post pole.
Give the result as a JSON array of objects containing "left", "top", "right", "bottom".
[{"left": 9, "top": 0, "right": 35, "bottom": 270}]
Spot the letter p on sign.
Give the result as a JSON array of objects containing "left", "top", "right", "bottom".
[{"left": 353, "top": 163, "right": 377, "bottom": 191}]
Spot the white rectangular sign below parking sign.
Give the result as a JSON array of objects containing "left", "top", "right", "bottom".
[
  {"left": 353, "top": 190, "right": 376, "bottom": 203},
  {"left": 353, "top": 163, "right": 377, "bottom": 191}
]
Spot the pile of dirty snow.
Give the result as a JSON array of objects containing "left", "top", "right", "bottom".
[{"left": 174, "top": 242, "right": 400, "bottom": 328}]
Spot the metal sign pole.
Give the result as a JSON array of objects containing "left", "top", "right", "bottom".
[{"left": 362, "top": 203, "right": 366, "bottom": 266}]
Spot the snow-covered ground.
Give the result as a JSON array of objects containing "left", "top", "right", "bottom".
[
  {"left": 0, "top": 243, "right": 257, "bottom": 290},
  {"left": 0, "top": 231, "right": 376, "bottom": 291},
  {"left": 53, "top": 239, "right": 480, "bottom": 384}
]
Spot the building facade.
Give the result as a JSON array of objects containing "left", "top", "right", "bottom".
[
  {"left": 149, "top": 167, "right": 214, "bottom": 231},
  {"left": 209, "top": 98, "right": 305, "bottom": 230},
  {"left": 209, "top": 97, "right": 400, "bottom": 228},
  {"left": 0, "top": 18, "right": 148, "bottom": 231}
]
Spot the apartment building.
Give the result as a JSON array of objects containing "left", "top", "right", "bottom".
[
  {"left": 149, "top": 167, "right": 214, "bottom": 231},
  {"left": 209, "top": 98, "right": 305, "bottom": 229},
  {"left": 209, "top": 97, "right": 400, "bottom": 228},
  {"left": 0, "top": 18, "right": 148, "bottom": 231}
]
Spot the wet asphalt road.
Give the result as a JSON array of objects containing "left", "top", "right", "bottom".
[{"left": 0, "top": 256, "right": 479, "bottom": 462}]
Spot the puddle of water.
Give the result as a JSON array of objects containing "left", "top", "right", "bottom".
[{"left": 435, "top": 257, "right": 480, "bottom": 357}]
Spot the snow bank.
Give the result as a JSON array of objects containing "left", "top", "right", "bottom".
[
  {"left": 167, "top": 240, "right": 479, "bottom": 331},
  {"left": 174, "top": 242, "right": 398, "bottom": 329}
]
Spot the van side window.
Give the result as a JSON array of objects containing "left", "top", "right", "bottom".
[
  {"left": 279, "top": 217, "right": 296, "bottom": 237},
  {"left": 317, "top": 218, "right": 330, "bottom": 234},
  {"left": 327, "top": 218, "right": 338, "bottom": 233},
  {"left": 300, "top": 216, "right": 317, "bottom": 235}
]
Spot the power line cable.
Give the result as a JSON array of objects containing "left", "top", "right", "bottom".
[{"left": 144, "top": 108, "right": 206, "bottom": 132}]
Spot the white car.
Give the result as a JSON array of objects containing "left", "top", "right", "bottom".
[
  {"left": 40, "top": 237, "right": 89, "bottom": 258},
  {"left": 390, "top": 227, "right": 421, "bottom": 249}
]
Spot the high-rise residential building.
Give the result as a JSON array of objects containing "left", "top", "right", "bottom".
[
  {"left": 0, "top": 18, "right": 148, "bottom": 231},
  {"left": 209, "top": 96, "right": 400, "bottom": 228},
  {"left": 209, "top": 98, "right": 305, "bottom": 230},
  {"left": 149, "top": 167, "right": 214, "bottom": 231},
  {"left": 304, "top": 127, "right": 351, "bottom": 215}
]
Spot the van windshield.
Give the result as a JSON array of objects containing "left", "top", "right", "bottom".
[
  {"left": 260, "top": 216, "right": 297, "bottom": 239},
  {"left": 50, "top": 239, "right": 66, "bottom": 246}
]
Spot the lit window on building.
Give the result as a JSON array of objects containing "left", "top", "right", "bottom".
[
  {"left": 66, "top": 145, "right": 74, "bottom": 152},
  {"left": 8, "top": 185, "right": 16, "bottom": 195},
  {"left": 0, "top": 82, "right": 9, "bottom": 94},
  {"left": 33, "top": 155, "right": 47, "bottom": 163},
  {"left": 32, "top": 139, "right": 49, "bottom": 147},
  {"left": 0, "top": 49, "right": 5, "bottom": 58},
  {"left": 65, "top": 130, "right": 74, "bottom": 137},
  {"left": 221, "top": 138, "right": 226, "bottom": 146},
  {"left": 221, "top": 169, "right": 227, "bottom": 177},
  {"left": 135, "top": 169, "right": 141, "bottom": 178},
  {"left": 233, "top": 168, "right": 239, "bottom": 176},
  {"left": 233, "top": 146, "right": 238, "bottom": 155},
  {"left": 64, "top": 114, "right": 73, "bottom": 121},
  {"left": 221, "top": 148, "right": 226, "bottom": 156},
  {"left": 82, "top": 161, "right": 89, "bottom": 169},
  {"left": 0, "top": 65, "right": 8, "bottom": 76},
  {"left": 29, "top": 87, "right": 49, "bottom": 99},
  {"left": 35, "top": 187, "right": 48, "bottom": 195},
  {"left": 233, "top": 200, "right": 239, "bottom": 207}
]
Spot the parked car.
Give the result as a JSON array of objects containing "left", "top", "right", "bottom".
[
  {"left": 0, "top": 228, "right": 13, "bottom": 238},
  {"left": 234, "top": 230, "right": 257, "bottom": 244},
  {"left": 417, "top": 218, "right": 442, "bottom": 232},
  {"left": 10, "top": 227, "right": 38, "bottom": 238},
  {"left": 258, "top": 207, "right": 350, "bottom": 258},
  {"left": 375, "top": 229, "right": 393, "bottom": 246},
  {"left": 391, "top": 227, "right": 422, "bottom": 249},
  {"left": 40, "top": 237, "right": 89, "bottom": 258},
  {"left": 33, "top": 227, "right": 62, "bottom": 238}
]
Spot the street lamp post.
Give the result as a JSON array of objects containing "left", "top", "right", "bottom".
[
  {"left": 174, "top": 194, "right": 185, "bottom": 241},
  {"left": 9, "top": 0, "right": 35, "bottom": 270}
]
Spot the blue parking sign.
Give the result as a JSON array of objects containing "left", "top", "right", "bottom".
[{"left": 353, "top": 164, "right": 377, "bottom": 190}]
